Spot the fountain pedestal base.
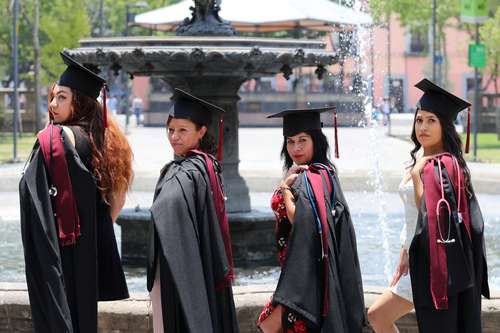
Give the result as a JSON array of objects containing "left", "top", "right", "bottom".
[{"left": 116, "top": 208, "right": 278, "bottom": 268}]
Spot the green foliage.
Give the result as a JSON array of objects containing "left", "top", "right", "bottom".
[
  {"left": 480, "top": 6, "right": 500, "bottom": 80},
  {"left": 0, "top": 133, "right": 36, "bottom": 162},
  {"left": 462, "top": 133, "right": 500, "bottom": 163},
  {"left": 0, "top": 0, "right": 180, "bottom": 87},
  {"left": 369, "top": 0, "right": 499, "bottom": 90},
  {"left": 0, "top": 0, "right": 39, "bottom": 83},
  {"left": 40, "top": 0, "right": 91, "bottom": 83},
  {"left": 0, "top": 0, "right": 90, "bottom": 85},
  {"left": 368, "top": 0, "right": 460, "bottom": 28},
  {"left": 367, "top": 0, "right": 392, "bottom": 24},
  {"left": 86, "top": 0, "right": 179, "bottom": 37}
]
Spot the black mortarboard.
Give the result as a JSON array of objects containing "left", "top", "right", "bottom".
[
  {"left": 415, "top": 79, "right": 471, "bottom": 121},
  {"left": 169, "top": 88, "right": 226, "bottom": 160},
  {"left": 267, "top": 107, "right": 334, "bottom": 136},
  {"left": 267, "top": 106, "right": 339, "bottom": 158},
  {"left": 169, "top": 88, "right": 225, "bottom": 125},
  {"left": 58, "top": 52, "right": 106, "bottom": 100},
  {"left": 415, "top": 78, "right": 472, "bottom": 153}
]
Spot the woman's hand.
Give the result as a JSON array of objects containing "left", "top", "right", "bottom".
[
  {"left": 410, "top": 155, "right": 435, "bottom": 178},
  {"left": 278, "top": 165, "right": 307, "bottom": 225},
  {"left": 390, "top": 247, "right": 410, "bottom": 287},
  {"left": 411, "top": 155, "right": 435, "bottom": 208},
  {"left": 281, "top": 165, "right": 308, "bottom": 188}
]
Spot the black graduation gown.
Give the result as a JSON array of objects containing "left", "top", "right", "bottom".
[
  {"left": 146, "top": 154, "right": 239, "bottom": 333},
  {"left": 272, "top": 171, "right": 366, "bottom": 332},
  {"left": 19, "top": 127, "right": 129, "bottom": 333},
  {"left": 409, "top": 167, "right": 489, "bottom": 332}
]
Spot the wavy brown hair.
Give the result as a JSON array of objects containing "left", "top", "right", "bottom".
[{"left": 48, "top": 83, "right": 133, "bottom": 203}]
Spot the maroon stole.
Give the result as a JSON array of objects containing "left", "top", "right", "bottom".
[
  {"left": 37, "top": 124, "right": 80, "bottom": 246},
  {"left": 305, "top": 164, "right": 334, "bottom": 317},
  {"left": 423, "top": 153, "right": 471, "bottom": 309},
  {"left": 188, "top": 150, "right": 234, "bottom": 288}
]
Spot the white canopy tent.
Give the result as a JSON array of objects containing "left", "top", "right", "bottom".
[{"left": 133, "top": 0, "right": 372, "bottom": 33}]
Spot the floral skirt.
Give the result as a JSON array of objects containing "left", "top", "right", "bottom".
[{"left": 257, "top": 297, "right": 312, "bottom": 333}]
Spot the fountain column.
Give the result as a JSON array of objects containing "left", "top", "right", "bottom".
[
  {"left": 164, "top": 76, "right": 250, "bottom": 213},
  {"left": 67, "top": 0, "right": 337, "bottom": 264}
]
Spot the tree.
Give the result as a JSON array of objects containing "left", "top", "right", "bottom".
[
  {"left": 86, "top": 0, "right": 179, "bottom": 37},
  {"left": 480, "top": 6, "right": 500, "bottom": 93},
  {"left": 39, "top": 0, "right": 90, "bottom": 83},
  {"left": 0, "top": 0, "right": 90, "bottom": 86},
  {"left": 369, "top": 0, "right": 499, "bottom": 91},
  {"left": 369, "top": 0, "right": 460, "bottom": 28}
]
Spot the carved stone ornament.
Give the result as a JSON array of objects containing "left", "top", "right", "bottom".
[{"left": 176, "top": 0, "right": 236, "bottom": 36}]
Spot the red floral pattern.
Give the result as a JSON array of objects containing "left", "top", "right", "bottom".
[
  {"left": 293, "top": 320, "right": 308, "bottom": 333},
  {"left": 257, "top": 189, "right": 311, "bottom": 332}
]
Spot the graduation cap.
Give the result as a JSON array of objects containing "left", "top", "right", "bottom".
[
  {"left": 267, "top": 106, "right": 340, "bottom": 158},
  {"left": 59, "top": 52, "right": 106, "bottom": 99},
  {"left": 169, "top": 88, "right": 226, "bottom": 160},
  {"left": 58, "top": 52, "right": 109, "bottom": 128},
  {"left": 415, "top": 78, "right": 472, "bottom": 153},
  {"left": 170, "top": 88, "right": 225, "bottom": 125}
]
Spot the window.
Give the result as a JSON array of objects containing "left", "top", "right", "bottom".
[{"left": 406, "top": 26, "right": 429, "bottom": 55}]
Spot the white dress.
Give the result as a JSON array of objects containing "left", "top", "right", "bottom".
[{"left": 389, "top": 179, "right": 418, "bottom": 302}]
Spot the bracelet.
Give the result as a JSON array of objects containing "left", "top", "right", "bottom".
[{"left": 279, "top": 186, "right": 293, "bottom": 195}]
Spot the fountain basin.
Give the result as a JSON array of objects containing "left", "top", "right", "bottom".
[
  {"left": 67, "top": 36, "right": 337, "bottom": 79},
  {"left": 67, "top": 35, "right": 337, "bottom": 214},
  {"left": 116, "top": 208, "right": 278, "bottom": 267}
]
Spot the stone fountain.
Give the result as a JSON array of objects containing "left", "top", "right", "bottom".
[{"left": 66, "top": 0, "right": 337, "bottom": 266}]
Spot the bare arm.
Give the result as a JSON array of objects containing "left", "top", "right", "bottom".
[
  {"left": 390, "top": 247, "right": 410, "bottom": 287},
  {"left": 281, "top": 186, "right": 296, "bottom": 224},
  {"left": 109, "top": 191, "right": 126, "bottom": 222},
  {"left": 411, "top": 171, "right": 425, "bottom": 209}
]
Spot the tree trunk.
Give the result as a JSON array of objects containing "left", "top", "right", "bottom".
[{"left": 440, "top": 25, "right": 448, "bottom": 88}]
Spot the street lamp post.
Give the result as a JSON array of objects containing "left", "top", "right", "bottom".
[
  {"left": 431, "top": 0, "right": 437, "bottom": 82},
  {"left": 386, "top": 13, "right": 392, "bottom": 132},
  {"left": 125, "top": 5, "right": 132, "bottom": 37},
  {"left": 99, "top": 0, "right": 105, "bottom": 37},
  {"left": 473, "top": 23, "right": 480, "bottom": 161},
  {"left": 12, "top": 0, "right": 20, "bottom": 162}
]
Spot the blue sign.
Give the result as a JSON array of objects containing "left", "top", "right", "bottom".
[{"left": 434, "top": 55, "right": 444, "bottom": 64}]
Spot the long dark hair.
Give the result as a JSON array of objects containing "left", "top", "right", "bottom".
[
  {"left": 166, "top": 116, "right": 216, "bottom": 155},
  {"left": 409, "top": 110, "right": 471, "bottom": 191},
  {"left": 195, "top": 123, "right": 216, "bottom": 155},
  {"left": 281, "top": 129, "right": 332, "bottom": 170}
]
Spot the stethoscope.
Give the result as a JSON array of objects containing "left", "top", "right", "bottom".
[
  {"left": 303, "top": 162, "right": 337, "bottom": 258},
  {"left": 435, "top": 155, "right": 462, "bottom": 244}
]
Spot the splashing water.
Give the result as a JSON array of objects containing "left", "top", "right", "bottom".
[{"left": 351, "top": 2, "right": 393, "bottom": 283}]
